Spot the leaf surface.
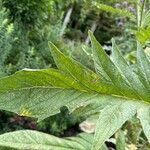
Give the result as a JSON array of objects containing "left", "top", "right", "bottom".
[
  {"left": 0, "top": 32, "right": 149, "bottom": 149},
  {"left": 0, "top": 130, "right": 85, "bottom": 150},
  {"left": 91, "top": 101, "right": 139, "bottom": 150},
  {"left": 137, "top": 105, "right": 150, "bottom": 142}
]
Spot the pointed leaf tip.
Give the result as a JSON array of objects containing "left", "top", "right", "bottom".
[
  {"left": 88, "top": 30, "right": 96, "bottom": 42},
  {"left": 48, "top": 42, "right": 66, "bottom": 68},
  {"left": 88, "top": 30, "right": 93, "bottom": 36},
  {"left": 48, "top": 41, "right": 55, "bottom": 49},
  {"left": 48, "top": 42, "right": 59, "bottom": 53},
  {"left": 48, "top": 42, "right": 65, "bottom": 56},
  {"left": 111, "top": 38, "right": 115, "bottom": 44}
]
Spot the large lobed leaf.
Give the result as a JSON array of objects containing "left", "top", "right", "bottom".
[
  {"left": 0, "top": 130, "right": 85, "bottom": 150},
  {"left": 89, "top": 31, "right": 150, "bottom": 149},
  {"left": 0, "top": 31, "right": 149, "bottom": 149},
  {"left": 0, "top": 130, "right": 108, "bottom": 150}
]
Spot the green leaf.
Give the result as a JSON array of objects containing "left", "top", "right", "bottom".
[
  {"left": 0, "top": 68, "right": 118, "bottom": 121},
  {"left": 88, "top": 31, "right": 150, "bottom": 149},
  {"left": 141, "top": 10, "right": 150, "bottom": 28},
  {"left": 68, "top": 133, "right": 93, "bottom": 150},
  {"left": 89, "top": 31, "right": 148, "bottom": 101},
  {"left": 0, "top": 130, "right": 108, "bottom": 150},
  {"left": 93, "top": 2, "right": 134, "bottom": 18},
  {"left": 0, "top": 68, "right": 83, "bottom": 93},
  {"left": 137, "top": 43, "right": 150, "bottom": 88},
  {"left": 0, "top": 68, "right": 100, "bottom": 120},
  {"left": 116, "top": 130, "right": 126, "bottom": 150},
  {"left": 0, "top": 32, "right": 149, "bottom": 149},
  {"left": 49, "top": 42, "right": 121, "bottom": 96},
  {"left": 137, "top": 105, "right": 150, "bottom": 142},
  {"left": 111, "top": 39, "right": 149, "bottom": 101},
  {"left": 91, "top": 101, "right": 139, "bottom": 150},
  {"left": 0, "top": 130, "right": 85, "bottom": 150},
  {"left": 136, "top": 9, "right": 150, "bottom": 43},
  {"left": 68, "top": 133, "right": 109, "bottom": 150},
  {"left": 136, "top": 26, "right": 150, "bottom": 44}
]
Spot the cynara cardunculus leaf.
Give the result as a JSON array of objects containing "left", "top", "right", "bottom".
[{"left": 0, "top": 32, "right": 149, "bottom": 150}]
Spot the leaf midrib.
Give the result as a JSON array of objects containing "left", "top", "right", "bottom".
[
  {"left": 0, "top": 142, "right": 84, "bottom": 150},
  {"left": 1, "top": 86, "right": 150, "bottom": 105}
]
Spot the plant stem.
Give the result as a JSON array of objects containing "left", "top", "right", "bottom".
[
  {"left": 139, "top": 0, "right": 146, "bottom": 27},
  {"left": 60, "top": 5, "right": 73, "bottom": 36},
  {"left": 137, "top": 0, "right": 146, "bottom": 29}
]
